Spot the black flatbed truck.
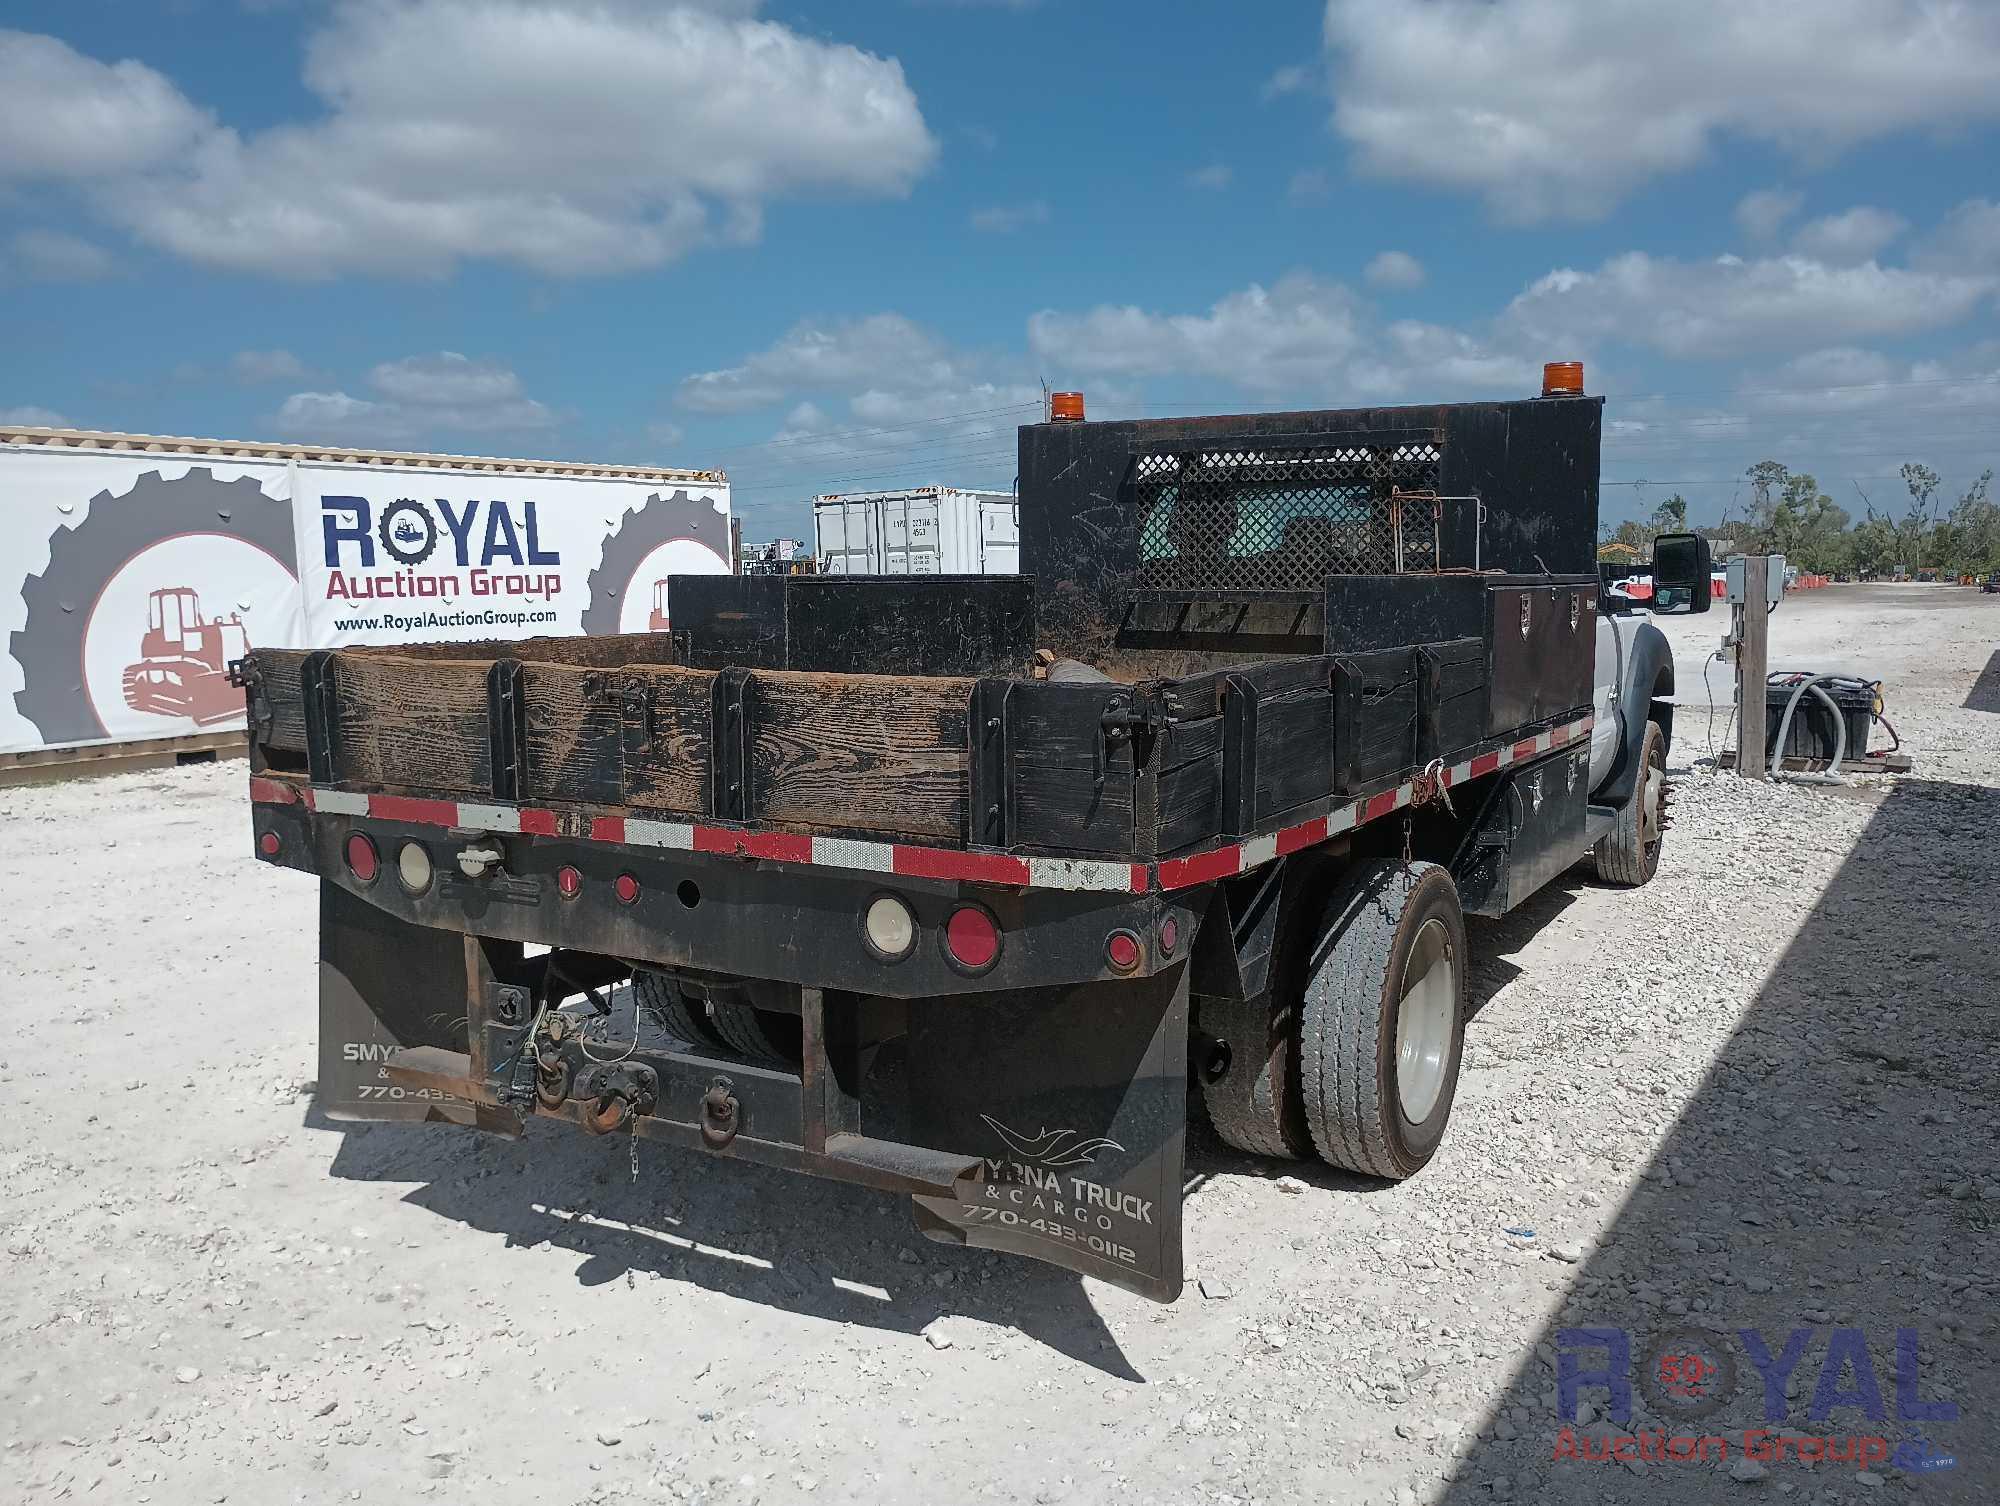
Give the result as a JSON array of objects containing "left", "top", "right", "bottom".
[{"left": 237, "top": 372, "right": 1709, "bottom": 1301}]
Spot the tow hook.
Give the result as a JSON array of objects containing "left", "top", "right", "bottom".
[
  {"left": 700, "top": 1077, "right": 740, "bottom": 1149},
  {"left": 576, "top": 1062, "right": 658, "bottom": 1137}
]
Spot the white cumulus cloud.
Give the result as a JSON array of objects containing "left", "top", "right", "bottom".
[
  {"left": 3, "top": 227, "right": 116, "bottom": 281},
  {"left": 1320, "top": 0, "right": 2000, "bottom": 220},
  {"left": 5, "top": 3, "right": 936, "bottom": 279},
  {"left": 1504, "top": 251, "right": 1993, "bottom": 360},
  {"left": 1027, "top": 271, "right": 1535, "bottom": 401},
  {"left": 0, "top": 31, "right": 212, "bottom": 180},
  {"left": 1789, "top": 206, "right": 1908, "bottom": 265},
  {"left": 1364, "top": 250, "right": 1425, "bottom": 290},
  {"left": 274, "top": 351, "right": 555, "bottom": 445}
]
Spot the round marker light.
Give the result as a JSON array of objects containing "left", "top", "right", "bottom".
[
  {"left": 397, "top": 841, "right": 433, "bottom": 894},
  {"left": 257, "top": 830, "right": 281, "bottom": 858},
  {"left": 863, "top": 894, "right": 916, "bottom": 961},
  {"left": 944, "top": 905, "right": 1000, "bottom": 972},
  {"left": 1158, "top": 916, "right": 1179, "bottom": 956},
  {"left": 345, "top": 833, "right": 379, "bottom": 884},
  {"left": 1106, "top": 930, "right": 1141, "bottom": 973},
  {"left": 614, "top": 873, "right": 641, "bottom": 905},
  {"left": 556, "top": 864, "right": 583, "bottom": 900}
]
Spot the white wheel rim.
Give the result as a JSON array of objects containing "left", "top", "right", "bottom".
[
  {"left": 1395, "top": 918, "right": 1456, "bottom": 1123},
  {"left": 1642, "top": 762, "right": 1666, "bottom": 851}
]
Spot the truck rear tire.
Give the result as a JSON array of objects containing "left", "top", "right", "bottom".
[
  {"left": 633, "top": 971, "right": 725, "bottom": 1050},
  {"left": 1593, "top": 718, "right": 1666, "bottom": 887},
  {"left": 702, "top": 996, "right": 800, "bottom": 1066},
  {"left": 1300, "top": 859, "right": 1467, "bottom": 1180},
  {"left": 1197, "top": 991, "right": 1310, "bottom": 1159}
]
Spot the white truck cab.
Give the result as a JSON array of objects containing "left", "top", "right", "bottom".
[{"left": 1583, "top": 533, "right": 1712, "bottom": 884}]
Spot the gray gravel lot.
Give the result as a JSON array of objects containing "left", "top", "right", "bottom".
[{"left": 2, "top": 583, "right": 1994, "bottom": 1505}]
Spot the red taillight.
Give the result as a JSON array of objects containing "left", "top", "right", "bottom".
[
  {"left": 614, "top": 873, "right": 640, "bottom": 905},
  {"left": 258, "top": 831, "right": 281, "bottom": 858},
  {"left": 944, "top": 906, "right": 1000, "bottom": 971},
  {"left": 1157, "top": 916, "right": 1179, "bottom": 956},
  {"left": 345, "top": 833, "right": 379, "bottom": 883},
  {"left": 1106, "top": 930, "right": 1141, "bottom": 972},
  {"left": 557, "top": 865, "right": 583, "bottom": 899}
]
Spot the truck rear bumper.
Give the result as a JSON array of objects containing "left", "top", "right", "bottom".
[
  {"left": 256, "top": 777, "right": 1195, "bottom": 997},
  {"left": 318, "top": 882, "right": 1189, "bottom": 1301}
]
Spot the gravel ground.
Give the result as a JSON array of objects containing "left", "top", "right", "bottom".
[{"left": 2, "top": 584, "right": 1994, "bottom": 1505}]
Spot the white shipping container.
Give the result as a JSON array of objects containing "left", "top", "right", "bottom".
[{"left": 813, "top": 487, "right": 1019, "bottom": 575}]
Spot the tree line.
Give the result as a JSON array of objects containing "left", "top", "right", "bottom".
[{"left": 1602, "top": 461, "right": 1998, "bottom": 577}]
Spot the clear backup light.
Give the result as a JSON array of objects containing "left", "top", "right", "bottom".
[
  {"left": 863, "top": 894, "right": 916, "bottom": 960},
  {"left": 397, "top": 841, "right": 433, "bottom": 894}
]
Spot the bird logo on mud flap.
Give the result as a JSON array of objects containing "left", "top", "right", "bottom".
[{"left": 978, "top": 1114, "right": 1153, "bottom": 1225}]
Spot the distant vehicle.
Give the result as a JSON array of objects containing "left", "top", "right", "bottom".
[{"left": 1983, "top": 571, "right": 1999, "bottom": 594}]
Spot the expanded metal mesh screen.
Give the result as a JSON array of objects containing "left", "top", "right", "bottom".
[{"left": 1133, "top": 442, "right": 1444, "bottom": 589}]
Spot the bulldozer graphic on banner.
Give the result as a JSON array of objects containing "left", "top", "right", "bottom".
[{"left": 121, "top": 586, "right": 251, "bottom": 725}]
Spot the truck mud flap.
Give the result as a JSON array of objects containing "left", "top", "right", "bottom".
[
  {"left": 907, "top": 964, "right": 1188, "bottom": 1302},
  {"left": 317, "top": 881, "right": 475, "bottom": 1124}
]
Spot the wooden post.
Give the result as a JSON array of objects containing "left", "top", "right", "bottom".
[{"left": 1737, "top": 554, "right": 1770, "bottom": 780}]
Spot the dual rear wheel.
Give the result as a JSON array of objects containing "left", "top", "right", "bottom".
[{"left": 1201, "top": 856, "right": 1468, "bottom": 1180}]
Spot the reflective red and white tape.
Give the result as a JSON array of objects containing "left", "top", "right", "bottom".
[{"left": 252, "top": 712, "right": 1592, "bottom": 896}]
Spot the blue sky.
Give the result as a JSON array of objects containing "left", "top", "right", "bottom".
[{"left": 4, "top": 0, "right": 1999, "bottom": 538}]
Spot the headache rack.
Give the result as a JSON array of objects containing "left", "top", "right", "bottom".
[{"left": 1131, "top": 437, "right": 1488, "bottom": 588}]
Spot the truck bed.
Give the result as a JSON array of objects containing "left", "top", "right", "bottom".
[{"left": 239, "top": 570, "right": 1598, "bottom": 893}]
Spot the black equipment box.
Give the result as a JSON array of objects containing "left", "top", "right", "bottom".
[{"left": 1765, "top": 675, "right": 1876, "bottom": 763}]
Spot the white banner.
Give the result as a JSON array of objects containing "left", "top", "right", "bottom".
[
  {"left": 295, "top": 463, "right": 730, "bottom": 647},
  {"left": 1, "top": 442, "right": 730, "bottom": 756}
]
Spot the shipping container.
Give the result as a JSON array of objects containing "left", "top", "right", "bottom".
[{"left": 813, "top": 487, "right": 1018, "bottom": 575}]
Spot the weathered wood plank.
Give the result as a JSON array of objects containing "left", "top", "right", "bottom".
[
  {"left": 256, "top": 650, "right": 309, "bottom": 753},
  {"left": 748, "top": 672, "right": 972, "bottom": 841},
  {"left": 520, "top": 665, "right": 627, "bottom": 807},
  {"left": 344, "top": 634, "right": 678, "bottom": 668},
  {"left": 622, "top": 666, "right": 713, "bottom": 813},
  {"left": 331, "top": 655, "right": 491, "bottom": 793}
]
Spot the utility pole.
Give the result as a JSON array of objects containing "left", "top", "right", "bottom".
[{"left": 1736, "top": 554, "right": 1770, "bottom": 780}]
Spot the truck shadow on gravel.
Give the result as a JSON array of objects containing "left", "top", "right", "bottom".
[
  {"left": 316, "top": 1112, "right": 1147, "bottom": 1380},
  {"left": 1436, "top": 776, "right": 1998, "bottom": 1505},
  {"left": 1965, "top": 647, "right": 2000, "bottom": 714}
]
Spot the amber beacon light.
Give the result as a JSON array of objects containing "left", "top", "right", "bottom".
[
  {"left": 1049, "top": 391, "right": 1085, "bottom": 422},
  {"left": 1541, "top": 361, "right": 1585, "bottom": 397}
]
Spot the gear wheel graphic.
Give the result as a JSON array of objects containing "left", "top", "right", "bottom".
[
  {"left": 375, "top": 498, "right": 440, "bottom": 566},
  {"left": 581, "top": 488, "right": 732, "bottom": 636},
  {"left": 10, "top": 467, "right": 298, "bottom": 746}
]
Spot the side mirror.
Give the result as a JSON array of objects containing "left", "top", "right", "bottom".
[{"left": 1650, "top": 532, "right": 1712, "bottom": 614}]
